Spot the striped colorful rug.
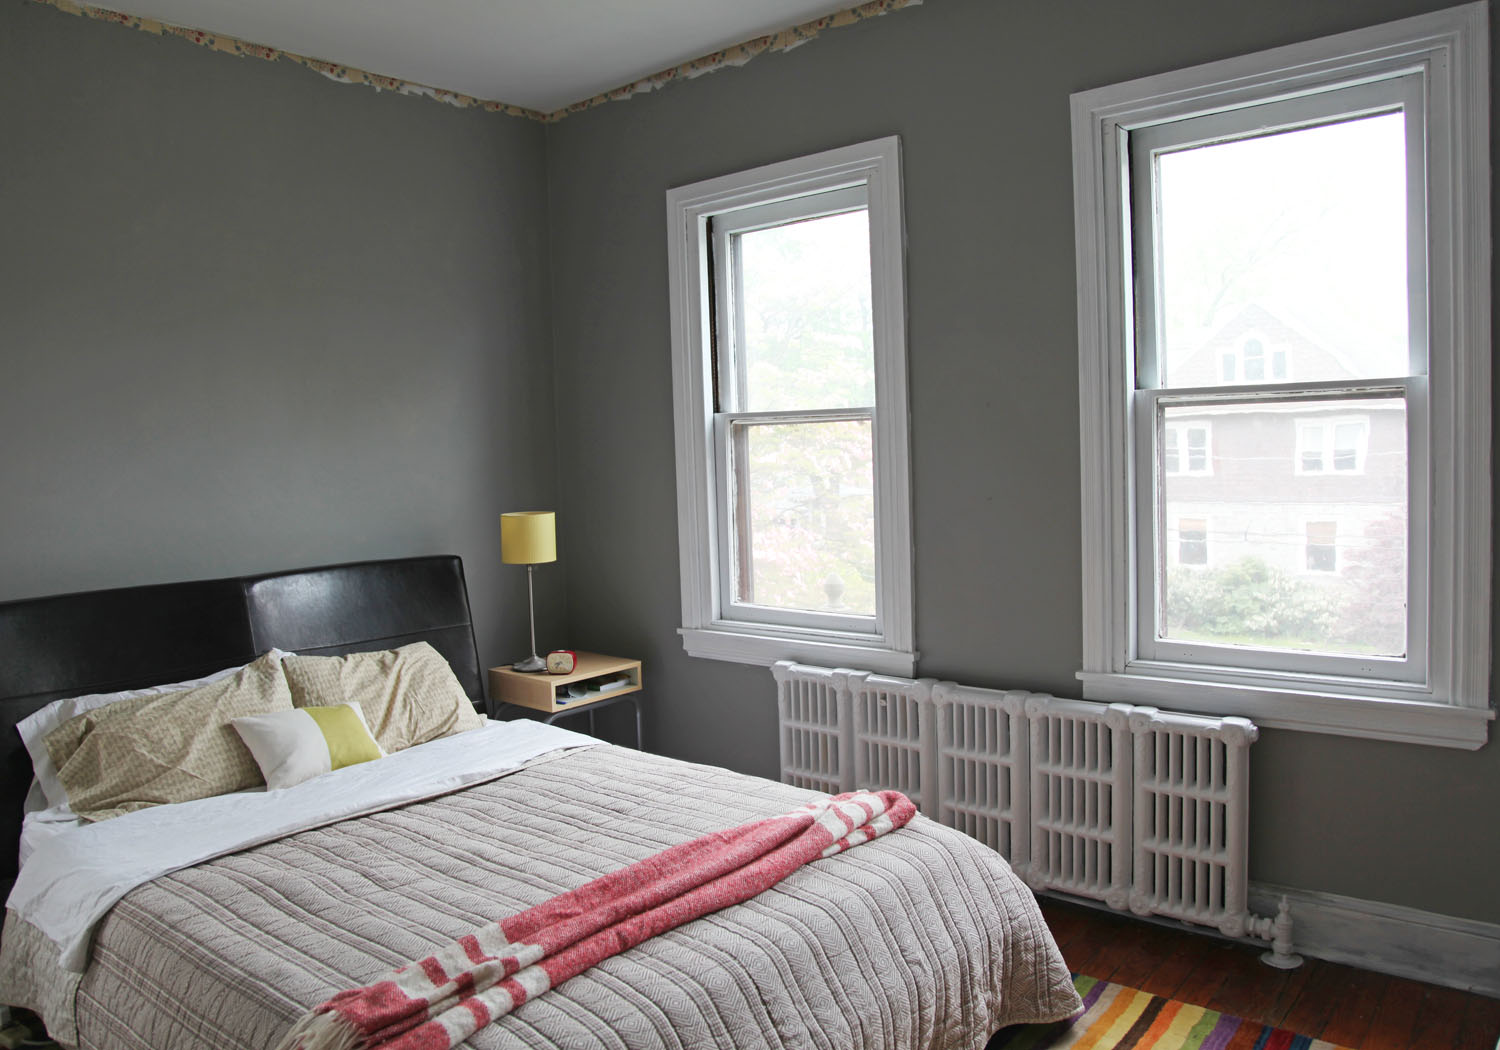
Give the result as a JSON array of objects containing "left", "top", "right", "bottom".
[{"left": 990, "top": 975, "right": 1352, "bottom": 1050}]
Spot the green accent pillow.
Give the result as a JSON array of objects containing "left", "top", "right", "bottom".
[{"left": 303, "top": 703, "right": 384, "bottom": 768}]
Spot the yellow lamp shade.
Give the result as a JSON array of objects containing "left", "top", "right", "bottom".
[{"left": 501, "top": 511, "right": 557, "bottom": 565}]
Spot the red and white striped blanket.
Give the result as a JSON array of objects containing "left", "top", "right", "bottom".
[{"left": 276, "top": 789, "right": 916, "bottom": 1050}]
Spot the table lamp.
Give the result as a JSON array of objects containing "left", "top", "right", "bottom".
[{"left": 501, "top": 510, "right": 556, "bottom": 672}]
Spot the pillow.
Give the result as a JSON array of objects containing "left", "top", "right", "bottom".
[
  {"left": 232, "top": 704, "right": 385, "bottom": 790},
  {"left": 18, "top": 660, "right": 252, "bottom": 812},
  {"left": 44, "top": 650, "right": 294, "bottom": 822},
  {"left": 282, "top": 642, "right": 483, "bottom": 754}
]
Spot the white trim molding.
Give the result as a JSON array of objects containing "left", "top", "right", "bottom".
[
  {"left": 1070, "top": 3, "right": 1491, "bottom": 747},
  {"left": 665, "top": 137, "right": 916, "bottom": 674},
  {"left": 1248, "top": 882, "right": 1500, "bottom": 998}
]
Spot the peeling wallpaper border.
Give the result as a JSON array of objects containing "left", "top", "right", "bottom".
[{"left": 25, "top": 0, "right": 921, "bottom": 122}]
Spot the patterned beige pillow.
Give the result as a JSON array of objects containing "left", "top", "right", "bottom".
[
  {"left": 45, "top": 650, "right": 293, "bottom": 822},
  {"left": 281, "top": 642, "right": 483, "bottom": 754}
]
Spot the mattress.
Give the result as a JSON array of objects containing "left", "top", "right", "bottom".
[{"left": 2, "top": 744, "right": 1079, "bottom": 1050}]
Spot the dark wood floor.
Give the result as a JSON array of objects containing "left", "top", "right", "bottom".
[{"left": 1033, "top": 898, "right": 1500, "bottom": 1049}]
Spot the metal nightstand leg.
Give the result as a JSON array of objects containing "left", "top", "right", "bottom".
[{"left": 525, "top": 692, "right": 643, "bottom": 750}]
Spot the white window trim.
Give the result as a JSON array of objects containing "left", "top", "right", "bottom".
[
  {"left": 1070, "top": 3, "right": 1491, "bottom": 748},
  {"left": 665, "top": 137, "right": 916, "bottom": 676}
]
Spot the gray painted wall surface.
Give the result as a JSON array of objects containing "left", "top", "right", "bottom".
[
  {"left": 544, "top": 0, "right": 1500, "bottom": 924},
  {"left": 0, "top": 0, "right": 563, "bottom": 670}
]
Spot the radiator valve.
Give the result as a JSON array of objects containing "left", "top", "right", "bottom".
[{"left": 1257, "top": 896, "right": 1303, "bottom": 969}]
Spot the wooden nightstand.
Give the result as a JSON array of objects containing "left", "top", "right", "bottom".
[{"left": 488, "top": 652, "right": 642, "bottom": 749}]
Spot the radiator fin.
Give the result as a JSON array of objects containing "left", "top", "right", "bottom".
[
  {"left": 932, "top": 683, "right": 1028, "bottom": 874},
  {"left": 1130, "top": 708, "right": 1258, "bottom": 937}
]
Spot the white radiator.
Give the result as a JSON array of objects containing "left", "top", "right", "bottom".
[{"left": 772, "top": 661, "right": 1298, "bottom": 965}]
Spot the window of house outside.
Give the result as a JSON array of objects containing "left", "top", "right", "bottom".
[
  {"left": 1296, "top": 416, "right": 1370, "bottom": 475},
  {"left": 1306, "top": 521, "right": 1338, "bottom": 573},
  {"left": 1071, "top": 3, "right": 1491, "bottom": 747},
  {"left": 1164, "top": 422, "right": 1212, "bottom": 476},
  {"left": 665, "top": 138, "right": 915, "bottom": 675},
  {"left": 1177, "top": 518, "right": 1209, "bottom": 566}
]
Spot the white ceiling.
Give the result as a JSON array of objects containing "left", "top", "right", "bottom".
[{"left": 113, "top": 0, "right": 866, "bottom": 113}]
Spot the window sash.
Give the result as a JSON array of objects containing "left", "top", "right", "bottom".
[
  {"left": 709, "top": 185, "right": 869, "bottom": 415},
  {"left": 1132, "top": 381, "right": 1427, "bottom": 682},
  {"left": 712, "top": 407, "right": 878, "bottom": 634},
  {"left": 1129, "top": 73, "right": 1430, "bottom": 390}
]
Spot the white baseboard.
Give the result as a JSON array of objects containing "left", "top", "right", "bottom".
[{"left": 1249, "top": 882, "right": 1500, "bottom": 998}]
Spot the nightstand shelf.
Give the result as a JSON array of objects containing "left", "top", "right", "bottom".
[{"left": 489, "top": 652, "right": 642, "bottom": 748}]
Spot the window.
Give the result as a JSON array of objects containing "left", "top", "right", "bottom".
[
  {"left": 1178, "top": 518, "right": 1208, "bottom": 565},
  {"left": 666, "top": 138, "right": 914, "bottom": 674},
  {"left": 1220, "top": 337, "right": 1289, "bottom": 385},
  {"left": 1306, "top": 521, "right": 1338, "bottom": 572},
  {"left": 1164, "top": 421, "right": 1211, "bottom": 475},
  {"left": 1295, "top": 417, "right": 1368, "bottom": 475},
  {"left": 1072, "top": 4, "right": 1491, "bottom": 748}
]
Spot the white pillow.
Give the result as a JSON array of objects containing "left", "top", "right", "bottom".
[
  {"left": 18, "top": 650, "right": 292, "bottom": 812},
  {"left": 231, "top": 703, "right": 386, "bottom": 791}
]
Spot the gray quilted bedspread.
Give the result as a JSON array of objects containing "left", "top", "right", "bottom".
[{"left": 2, "top": 745, "right": 1079, "bottom": 1050}]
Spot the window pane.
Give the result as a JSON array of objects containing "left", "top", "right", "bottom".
[
  {"left": 730, "top": 418, "right": 874, "bottom": 616},
  {"left": 736, "top": 210, "right": 874, "bottom": 412},
  {"left": 1155, "top": 112, "right": 1409, "bottom": 387},
  {"left": 1186, "top": 428, "right": 1208, "bottom": 471},
  {"left": 1243, "top": 339, "right": 1265, "bottom": 381},
  {"left": 1159, "top": 397, "right": 1407, "bottom": 656}
]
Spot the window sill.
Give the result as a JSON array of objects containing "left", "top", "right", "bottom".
[
  {"left": 1077, "top": 670, "right": 1493, "bottom": 749},
  {"left": 679, "top": 625, "right": 916, "bottom": 677}
]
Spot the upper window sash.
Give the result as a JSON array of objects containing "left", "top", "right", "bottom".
[
  {"left": 710, "top": 186, "right": 869, "bottom": 416},
  {"left": 1129, "top": 73, "right": 1429, "bottom": 390}
]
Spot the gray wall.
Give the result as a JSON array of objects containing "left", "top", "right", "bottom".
[
  {"left": 544, "top": 0, "right": 1500, "bottom": 924},
  {"left": 0, "top": 0, "right": 563, "bottom": 669}
]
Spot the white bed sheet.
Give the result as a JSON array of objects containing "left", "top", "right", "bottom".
[{"left": 8, "top": 718, "right": 595, "bottom": 972}]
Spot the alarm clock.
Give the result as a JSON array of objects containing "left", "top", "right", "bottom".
[{"left": 546, "top": 650, "right": 578, "bottom": 675}]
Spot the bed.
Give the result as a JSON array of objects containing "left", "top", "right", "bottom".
[{"left": 0, "top": 556, "right": 1079, "bottom": 1049}]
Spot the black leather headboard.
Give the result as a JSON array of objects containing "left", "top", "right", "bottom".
[{"left": 0, "top": 555, "right": 483, "bottom": 886}]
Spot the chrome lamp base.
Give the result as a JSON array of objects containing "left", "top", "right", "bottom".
[{"left": 512, "top": 563, "right": 548, "bottom": 673}]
